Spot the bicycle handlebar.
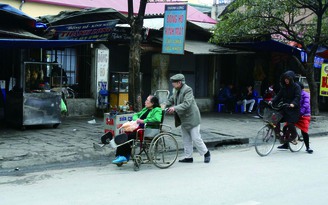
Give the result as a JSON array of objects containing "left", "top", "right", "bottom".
[{"left": 264, "top": 101, "right": 290, "bottom": 110}]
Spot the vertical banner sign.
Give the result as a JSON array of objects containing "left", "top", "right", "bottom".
[
  {"left": 162, "top": 4, "right": 187, "bottom": 54},
  {"left": 320, "top": 64, "right": 328, "bottom": 96},
  {"left": 0, "top": 80, "right": 5, "bottom": 102},
  {"left": 96, "top": 49, "right": 109, "bottom": 108}
]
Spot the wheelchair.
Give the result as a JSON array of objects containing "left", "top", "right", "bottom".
[{"left": 105, "top": 109, "right": 179, "bottom": 171}]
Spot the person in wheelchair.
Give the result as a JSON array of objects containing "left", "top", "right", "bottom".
[
  {"left": 270, "top": 70, "right": 301, "bottom": 149},
  {"left": 112, "top": 95, "right": 162, "bottom": 164}
]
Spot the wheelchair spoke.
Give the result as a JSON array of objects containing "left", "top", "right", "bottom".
[{"left": 150, "top": 133, "right": 178, "bottom": 169}]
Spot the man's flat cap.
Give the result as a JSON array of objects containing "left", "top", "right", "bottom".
[{"left": 170, "top": 74, "right": 185, "bottom": 82}]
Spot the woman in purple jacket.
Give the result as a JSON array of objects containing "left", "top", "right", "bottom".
[{"left": 296, "top": 82, "right": 313, "bottom": 153}]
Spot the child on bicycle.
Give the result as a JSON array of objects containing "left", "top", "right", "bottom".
[{"left": 270, "top": 70, "right": 301, "bottom": 149}]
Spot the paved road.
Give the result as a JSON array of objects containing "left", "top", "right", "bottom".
[{"left": 1, "top": 136, "right": 327, "bottom": 205}]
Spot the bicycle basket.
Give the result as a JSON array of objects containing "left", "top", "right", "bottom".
[{"left": 263, "top": 108, "right": 283, "bottom": 124}]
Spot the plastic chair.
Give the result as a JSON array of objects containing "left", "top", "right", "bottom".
[{"left": 217, "top": 103, "right": 225, "bottom": 112}]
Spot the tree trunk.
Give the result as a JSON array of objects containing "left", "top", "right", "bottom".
[
  {"left": 293, "top": 55, "right": 320, "bottom": 116},
  {"left": 128, "top": 21, "right": 143, "bottom": 112},
  {"left": 127, "top": 0, "right": 147, "bottom": 112},
  {"left": 305, "top": 55, "right": 320, "bottom": 116}
]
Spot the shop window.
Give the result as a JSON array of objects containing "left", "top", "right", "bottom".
[{"left": 46, "top": 48, "right": 77, "bottom": 86}]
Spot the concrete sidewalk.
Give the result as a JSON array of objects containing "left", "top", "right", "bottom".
[{"left": 1, "top": 111, "right": 328, "bottom": 170}]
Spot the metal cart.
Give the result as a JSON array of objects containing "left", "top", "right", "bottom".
[{"left": 5, "top": 62, "right": 62, "bottom": 129}]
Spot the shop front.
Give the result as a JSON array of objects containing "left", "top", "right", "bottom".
[{"left": 0, "top": 39, "right": 95, "bottom": 127}]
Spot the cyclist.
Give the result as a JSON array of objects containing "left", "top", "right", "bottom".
[
  {"left": 269, "top": 70, "right": 301, "bottom": 149},
  {"left": 280, "top": 82, "right": 313, "bottom": 153}
]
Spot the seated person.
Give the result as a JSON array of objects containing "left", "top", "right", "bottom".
[
  {"left": 236, "top": 85, "right": 256, "bottom": 114},
  {"left": 218, "top": 83, "right": 236, "bottom": 113},
  {"left": 112, "top": 95, "right": 162, "bottom": 164},
  {"left": 51, "top": 64, "right": 68, "bottom": 85}
]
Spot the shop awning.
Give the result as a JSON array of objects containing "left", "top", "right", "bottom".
[
  {"left": 0, "top": 39, "right": 95, "bottom": 49},
  {"left": 184, "top": 40, "right": 254, "bottom": 55},
  {"left": 153, "top": 38, "right": 253, "bottom": 55},
  {"left": 0, "top": 3, "right": 36, "bottom": 28},
  {"left": 0, "top": 27, "right": 45, "bottom": 39},
  {"left": 313, "top": 45, "right": 328, "bottom": 59},
  {"left": 221, "top": 40, "right": 303, "bottom": 55},
  {"left": 184, "top": 40, "right": 229, "bottom": 54}
]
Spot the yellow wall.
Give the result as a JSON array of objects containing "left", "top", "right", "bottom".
[{"left": 2, "top": 1, "right": 79, "bottom": 17}]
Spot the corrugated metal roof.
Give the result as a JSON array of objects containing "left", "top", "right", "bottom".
[
  {"left": 184, "top": 40, "right": 222, "bottom": 54},
  {"left": 153, "top": 38, "right": 245, "bottom": 54}
]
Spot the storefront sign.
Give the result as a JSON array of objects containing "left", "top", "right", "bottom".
[
  {"left": 46, "top": 20, "right": 119, "bottom": 40},
  {"left": 96, "top": 49, "right": 109, "bottom": 108},
  {"left": 108, "top": 27, "right": 131, "bottom": 42},
  {"left": 320, "top": 63, "right": 328, "bottom": 96},
  {"left": 107, "top": 27, "right": 148, "bottom": 42},
  {"left": 0, "top": 80, "right": 5, "bottom": 102},
  {"left": 162, "top": 4, "right": 187, "bottom": 54}
]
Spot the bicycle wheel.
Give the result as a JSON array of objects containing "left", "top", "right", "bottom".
[
  {"left": 289, "top": 127, "right": 304, "bottom": 152},
  {"left": 149, "top": 133, "right": 178, "bottom": 169},
  {"left": 254, "top": 125, "right": 276, "bottom": 156}
]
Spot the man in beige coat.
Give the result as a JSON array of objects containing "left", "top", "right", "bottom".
[{"left": 166, "top": 74, "right": 210, "bottom": 163}]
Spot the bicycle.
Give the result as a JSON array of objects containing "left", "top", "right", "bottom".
[{"left": 254, "top": 102, "right": 304, "bottom": 156}]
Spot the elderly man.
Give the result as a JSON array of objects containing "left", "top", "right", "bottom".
[{"left": 166, "top": 74, "right": 210, "bottom": 163}]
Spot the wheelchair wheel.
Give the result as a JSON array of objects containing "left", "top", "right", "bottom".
[
  {"left": 254, "top": 125, "right": 276, "bottom": 157},
  {"left": 149, "top": 133, "right": 178, "bottom": 169},
  {"left": 289, "top": 127, "right": 304, "bottom": 152}
]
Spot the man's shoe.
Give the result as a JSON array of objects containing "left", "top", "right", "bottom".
[
  {"left": 178, "top": 158, "right": 193, "bottom": 163},
  {"left": 112, "top": 156, "right": 127, "bottom": 164},
  {"left": 204, "top": 151, "right": 211, "bottom": 163},
  {"left": 277, "top": 143, "right": 289, "bottom": 149},
  {"left": 306, "top": 149, "right": 313, "bottom": 154}
]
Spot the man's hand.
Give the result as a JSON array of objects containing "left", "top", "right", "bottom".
[
  {"left": 167, "top": 106, "right": 175, "bottom": 114},
  {"left": 289, "top": 104, "right": 295, "bottom": 108}
]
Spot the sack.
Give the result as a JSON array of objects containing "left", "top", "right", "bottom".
[
  {"left": 121, "top": 121, "right": 139, "bottom": 132},
  {"left": 61, "top": 99, "right": 67, "bottom": 112},
  {"left": 144, "top": 128, "right": 159, "bottom": 138}
]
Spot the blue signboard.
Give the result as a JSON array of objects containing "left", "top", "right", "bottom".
[
  {"left": 162, "top": 4, "right": 187, "bottom": 54},
  {"left": 46, "top": 20, "right": 119, "bottom": 40},
  {"left": 314, "top": 56, "right": 325, "bottom": 68}
]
